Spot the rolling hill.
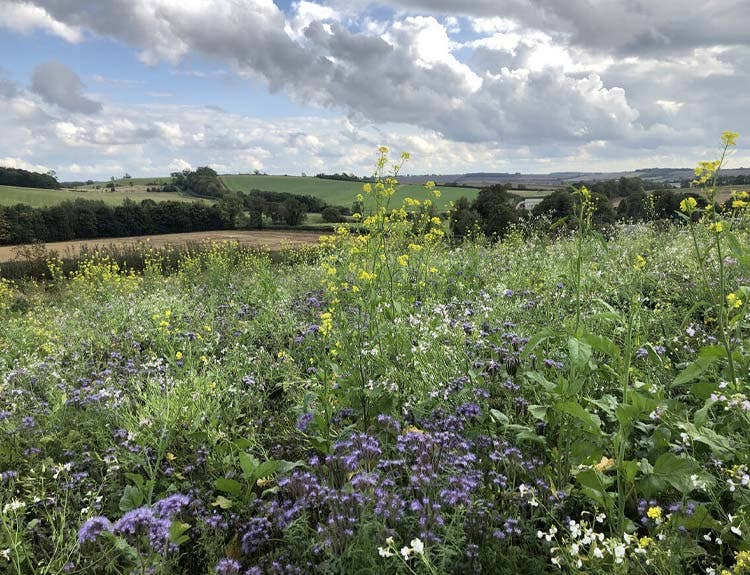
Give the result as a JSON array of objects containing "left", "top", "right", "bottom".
[
  {"left": 0, "top": 184, "right": 204, "bottom": 207},
  {"left": 221, "top": 174, "right": 479, "bottom": 210}
]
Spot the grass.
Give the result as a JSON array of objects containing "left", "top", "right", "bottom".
[
  {"left": 221, "top": 174, "right": 480, "bottom": 210},
  {"left": 0, "top": 184, "right": 205, "bottom": 207}
]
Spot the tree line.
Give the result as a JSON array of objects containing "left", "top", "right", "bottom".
[
  {"left": 0, "top": 167, "right": 60, "bottom": 190},
  {"left": 448, "top": 184, "right": 732, "bottom": 240}
]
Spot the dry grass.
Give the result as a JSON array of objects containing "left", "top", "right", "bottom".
[{"left": 0, "top": 230, "right": 324, "bottom": 263}]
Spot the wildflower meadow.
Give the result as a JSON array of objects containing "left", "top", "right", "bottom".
[{"left": 1, "top": 135, "right": 750, "bottom": 574}]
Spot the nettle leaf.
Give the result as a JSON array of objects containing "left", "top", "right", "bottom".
[{"left": 119, "top": 485, "right": 144, "bottom": 512}]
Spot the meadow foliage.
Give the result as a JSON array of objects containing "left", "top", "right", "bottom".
[{"left": 1, "top": 135, "right": 749, "bottom": 574}]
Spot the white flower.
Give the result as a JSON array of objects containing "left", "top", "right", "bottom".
[
  {"left": 1, "top": 548, "right": 11, "bottom": 561},
  {"left": 595, "top": 513, "right": 606, "bottom": 523},
  {"left": 2, "top": 500, "right": 25, "bottom": 514},
  {"left": 731, "top": 526, "right": 742, "bottom": 536},
  {"left": 593, "top": 547, "right": 604, "bottom": 559},
  {"left": 385, "top": 536, "right": 394, "bottom": 545},
  {"left": 613, "top": 544, "right": 626, "bottom": 563},
  {"left": 378, "top": 547, "right": 394, "bottom": 558},
  {"left": 410, "top": 538, "right": 424, "bottom": 555},
  {"left": 400, "top": 547, "right": 411, "bottom": 560},
  {"left": 570, "top": 543, "right": 579, "bottom": 556}
]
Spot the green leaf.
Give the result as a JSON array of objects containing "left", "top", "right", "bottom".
[
  {"left": 214, "top": 478, "right": 242, "bottom": 497},
  {"left": 568, "top": 337, "right": 592, "bottom": 369},
  {"left": 581, "top": 334, "right": 621, "bottom": 361},
  {"left": 576, "top": 468, "right": 614, "bottom": 508},
  {"left": 212, "top": 495, "right": 234, "bottom": 510},
  {"left": 169, "top": 521, "right": 191, "bottom": 546},
  {"left": 523, "top": 370, "right": 557, "bottom": 392},
  {"left": 254, "top": 460, "right": 282, "bottom": 480},
  {"left": 239, "top": 452, "right": 258, "bottom": 480},
  {"left": 678, "top": 422, "right": 735, "bottom": 458},
  {"left": 521, "top": 329, "right": 553, "bottom": 359},
  {"left": 653, "top": 453, "right": 701, "bottom": 494},
  {"left": 490, "top": 409, "right": 510, "bottom": 426},
  {"left": 672, "top": 345, "right": 725, "bottom": 386},
  {"left": 124, "top": 473, "right": 145, "bottom": 490},
  {"left": 554, "top": 401, "right": 601, "bottom": 434},
  {"left": 119, "top": 485, "right": 144, "bottom": 512},
  {"left": 527, "top": 405, "right": 548, "bottom": 422}
]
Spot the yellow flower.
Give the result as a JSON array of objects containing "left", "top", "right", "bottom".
[
  {"left": 646, "top": 506, "right": 662, "bottom": 520},
  {"left": 408, "top": 243, "right": 423, "bottom": 252},
  {"left": 359, "top": 270, "right": 376, "bottom": 281},
  {"left": 732, "top": 200, "right": 748, "bottom": 209},
  {"left": 319, "top": 311, "right": 333, "bottom": 337},
  {"left": 397, "top": 254, "right": 409, "bottom": 267},
  {"left": 401, "top": 151, "right": 411, "bottom": 160},
  {"left": 378, "top": 146, "right": 389, "bottom": 154},
  {"left": 175, "top": 351, "right": 183, "bottom": 360},
  {"left": 633, "top": 255, "right": 647, "bottom": 271},
  {"left": 638, "top": 536, "right": 653, "bottom": 549},
  {"left": 727, "top": 293, "right": 743, "bottom": 309},
  {"left": 362, "top": 183, "right": 372, "bottom": 194},
  {"left": 708, "top": 221, "right": 725, "bottom": 233},
  {"left": 424, "top": 181, "right": 435, "bottom": 189},
  {"left": 722, "top": 131, "right": 739, "bottom": 146},
  {"left": 679, "top": 196, "right": 698, "bottom": 213}
]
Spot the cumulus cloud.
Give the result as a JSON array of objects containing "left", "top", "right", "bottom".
[
  {"left": 31, "top": 60, "right": 102, "bottom": 114},
  {"left": 0, "top": 0, "right": 748, "bottom": 176}
]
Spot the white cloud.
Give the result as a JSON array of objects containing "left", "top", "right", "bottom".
[
  {"left": 0, "top": 156, "right": 50, "bottom": 172},
  {"left": 0, "top": 0, "right": 82, "bottom": 42}
]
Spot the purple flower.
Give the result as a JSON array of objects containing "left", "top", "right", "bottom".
[
  {"left": 215, "top": 558, "right": 242, "bottom": 575},
  {"left": 296, "top": 412, "right": 314, "bottom": 432},
  {"left": 113, "top": 507, "right": 173, "bottom": 553},
  {"left": 152, "top": 493, "right": 191, "bottom": 519},
  {"left": 635, "top": 347, "right": 648, "bottom": 359},
  {"left": 78, "top": 516, "right": 112, "bottom": 544}
]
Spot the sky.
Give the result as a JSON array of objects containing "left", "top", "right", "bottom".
[{"left": 0, "top": 0, "right": 748, "bottom": 180}]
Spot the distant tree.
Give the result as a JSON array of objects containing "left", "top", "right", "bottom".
[
  {"left": 281, "top": 198, "right": 307, "bottom": 226},
  {"left": 532, "top": 190, "right": 576, "bottom": 221},
  {"left": 449, "top": 196, "right": 481, "bottom": 239},
  {"left": 321, "top": 206, "right": 345, "bottom": 223},
  {"left": 471, "top": 184, "right": 520, "bottom": 238}
]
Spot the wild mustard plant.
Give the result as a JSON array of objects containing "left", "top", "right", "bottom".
[{"left": 679, "top": 131, "right": 744, "bottom": 387}]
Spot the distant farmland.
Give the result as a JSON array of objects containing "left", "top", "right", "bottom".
[
  {"left": 0, "top": 229, "right": 323, "bottom": 263},
  {"left": 221, "top": 175, "right": 480, "bottom": 209},
  {"left": 0, "top": 184, "right": 204, "bottom": 207}
]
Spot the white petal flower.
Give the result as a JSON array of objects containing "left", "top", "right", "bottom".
[{"left": 410, "top": 538, "right": 424, "bottom": 555}]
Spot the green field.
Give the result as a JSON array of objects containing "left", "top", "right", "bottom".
[
  {"left": 221, "top": 175, "right": 480, "bottom": 210},
  {"left": 0, "top": 184, "right": 204, "bottom": 207}
]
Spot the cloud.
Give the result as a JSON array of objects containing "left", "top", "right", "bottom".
[
  {"left": 0, "top": 156, "right": 50, "bottom": 172},
  {"left": 0, "top": 0, "right": 82, "bottom": 42},
  {"left": 0, "top": 0, "right": 748, "bottom": 177},
  {"left": 31, "top": 60, "right": 102, "bottom": 114}
]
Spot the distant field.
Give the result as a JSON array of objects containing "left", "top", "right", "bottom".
[
  {"left": 0, "top": 184, "right": 204, "bottom": 207},
  {"left": 222, "top": 175, "right": 480, "bottom": 210},
  {"left": 0, "top": 230, "right": 324, "bottom": 262}
]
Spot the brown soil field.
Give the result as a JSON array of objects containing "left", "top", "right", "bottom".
[{"left": 0, "top": 230, "right": 325, "bottom": 263}]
